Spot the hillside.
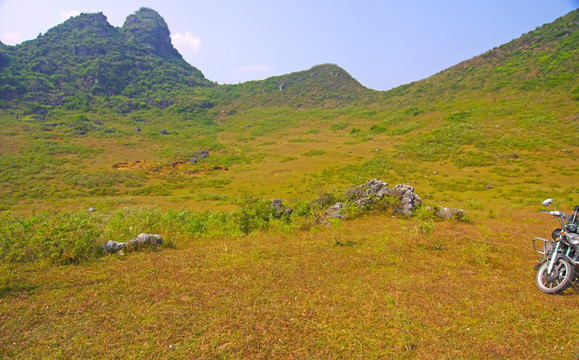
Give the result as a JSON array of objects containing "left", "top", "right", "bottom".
[
  {"left": 0, "top": 9, "right": 577, "bottom": 213},
  {"left": 0, "top": 8, "right": 578, "bottom": 359}
]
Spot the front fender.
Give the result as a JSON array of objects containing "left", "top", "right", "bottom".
[{"left": 534, "top": 253, "right": 575, "bottom": 271}]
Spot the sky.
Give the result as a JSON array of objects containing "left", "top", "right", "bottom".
[{"left": 0, "top": 0, "right": 577, "bottom": 91}]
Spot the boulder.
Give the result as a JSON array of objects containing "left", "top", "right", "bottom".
[
  {"left": 270, "top": 198, "right": 293, "bottom": 218},
  {"left": 193, "top": 150, "right": 209, "bottom": 159},
  {"left": 433, "top": 206, "right": 467, "bottom": 221},
  {"left": 126, "top": 233, "right": 164, "bottom": 248},
  {"left": 347, "top": 179, "right": 390, "bottom": 207},
  {"left": 389, "top": 184, "right": 422, "bottom": 217},
  {"left": 325, "top": 202, "right": 346, "bottom": 220},
  {"left": 103, "top": 240, "right": 125, "bottom": 253},
  {"left": 102, "top": 233, "right": 163, "bottom": 253}
]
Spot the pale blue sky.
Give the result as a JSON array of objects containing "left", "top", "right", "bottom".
[{"left": 0, "top": 0, "right": 577, "bottom": 90}]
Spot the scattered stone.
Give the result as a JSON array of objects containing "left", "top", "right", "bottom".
[
  {"left": 321, "top": 179, "right": 466, "bottom": 223},
  {"left": 126, "top": 233, "right": 163, "bottom": 249},
  {"left": 270, "top": 199, "right": 293, "bottom": 218},
  {"left": 433, "top": 171, "right": 438, "bottom": 175},
  {"left": 193, "top": 150, "right": 209, "bottom": 159},
  {"left": 433, "top": 206, "right": 467, "bottom": 221},
  {"left": 486, "top": 184, "right": 494, "bottom": 190},
  {"left": 93, "top": 120, "right": 103, "bottom": 125},
  {"left": 135, "top": 127, "right": 142, "bottom": 132},
  {"left": 562, "top": 149, "right": 567, "bottom": 152},
  {"left": 103, "top": 240, "right": 125, "bottom": 253},
  {"left": 389, "top": 184, "right": 422, "bottom": 217},
  {"left": 88, "top": 206, "right": 96, "bottom": 212},
  {"left": 325, "top": 202, "right": 346, "bottom": 220},
  {"left": 159, "top": 129, "right": 169, "bottom": 135},
  {"left": 72, "top": 130, "right": 86, "bottom": 135},
  {"left": 347, "top": 179, "right": 390, "bottom": 208},
  {"left": 102, "top": 233, "right": 164, "bottom": 253}
]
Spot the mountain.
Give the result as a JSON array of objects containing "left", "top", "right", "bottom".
[
  {"left": 0, "top": 9, "right": 576, "bottom": 212},
  {"left": 0, "top": 8, "right": 211, "bottom": 109},
  {"left": 214, "top": 63, "right": 368, "bottom": 109}
]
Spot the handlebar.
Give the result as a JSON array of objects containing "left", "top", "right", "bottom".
[{"left": 540, "top": 210, "right": 571, "bottom": 221}]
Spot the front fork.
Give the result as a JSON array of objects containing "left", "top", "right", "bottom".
[{"left": 546, "top": 242, "right": 561, "bottom": 274}]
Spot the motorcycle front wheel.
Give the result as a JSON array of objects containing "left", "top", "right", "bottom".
[{"left": 535, "top": 258, "right": 575, "bottom": 294}]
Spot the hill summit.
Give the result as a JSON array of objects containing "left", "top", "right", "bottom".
[
  {"left": 122, "top": 7, "right": 181, "bottom": 59},
  {"left": 0, "top": 8, "right": 211, "bottom": 107}
]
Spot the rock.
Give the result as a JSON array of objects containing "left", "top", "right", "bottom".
[
  {"left": 88, "top": 206, "right": 96, "bottom": 212},
  {"left": 347, "top": 179, "right": 390, "bottom": 207},
  {"left": 103, "top": 240, "right": 125, "bottom": 253},
  {"left": 389, "top": 184, "right": 422, "bottom": 217},
  {"left": 486, "top": 184, "right": 493, "bottom": 190},
  {"left": 193, "top": 150, "right": 209, "bottom": 159},
  {"left": 72, "top": 130, "right": 86, "bottom": 135},
  {"left": 270, "top": 199, "right": 293, "bottom": 218},
  {"left": 102, "top": 233, "right": 163, "bottom": 253},
  {"left": 190, "top": 158, "right": 198, "bottom": 163},
  {"left": 135, "top": 127, "right": 142, "bottom": 132},
  {"left": 434, "top": 206, "right": 467, "bottom": 221},
  {"left": 159, "top": 129, "right": 169, "bottom": 135},
  {"left": 93, "top": 120, "right": 103, "bottom": 125},
  {"left": 325, "top": 202, "right": 346, "bottom": 220},
  {"left": 126, "top": 233, "right": 164, "bottom": 248}
]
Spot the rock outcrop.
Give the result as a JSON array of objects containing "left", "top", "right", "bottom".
[
  {"left": 389, "top": 184, "right": 422, "bottom": 217},
  {"left": 324, "top": 202, "right": 346, "bottom": 220},
  {"left": 270, "top": 198, "right": 293, "bottom": 218},
  {"left": 103, "top": 233, "right": 164, "bottom": 253},
  {"left": 323, "top": 179, "right": 465, "bottom": 221},
  {"left": 431, "top": 206, "right": 467, "bottom": 221}
]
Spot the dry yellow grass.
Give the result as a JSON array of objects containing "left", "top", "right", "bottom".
[{"left": 1, "top": 210, "right": 577, "bottom": 359}]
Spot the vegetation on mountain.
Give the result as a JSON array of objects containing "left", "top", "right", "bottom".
[{"left": 0, "top": 8, "right": 211, "bottom": 110}]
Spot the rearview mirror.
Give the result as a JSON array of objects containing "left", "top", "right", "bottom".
[{"left": 542, "top": 199, "right": 553, "bottom": 207}]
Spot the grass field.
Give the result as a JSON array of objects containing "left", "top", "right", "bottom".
[{"left": 1, "top": 209, "right": 578, "bottom": 359}]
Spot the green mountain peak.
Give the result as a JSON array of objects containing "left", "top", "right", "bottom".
[
  {"left": 122, "top": 7, "right": 180, "bottom": 59},
  {"left": 0, "top": 8, "right": 211, "bottom": 106}
]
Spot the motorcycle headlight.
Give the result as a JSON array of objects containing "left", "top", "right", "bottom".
[{"left": 567, "top": 233, "right": 579, "bottom": 246}]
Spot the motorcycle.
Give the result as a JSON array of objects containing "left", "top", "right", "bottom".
[{"left": 532, "top": 199, "right": 579, "bottom": 294}]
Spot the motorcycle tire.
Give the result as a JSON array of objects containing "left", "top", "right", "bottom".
[{"left": 535, "top": 258, "right": 575, "bottom": 294}]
